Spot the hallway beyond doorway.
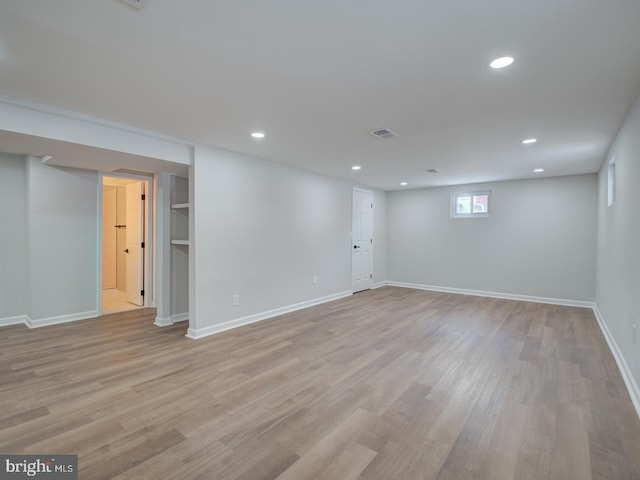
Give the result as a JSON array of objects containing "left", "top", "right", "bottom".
[{"left": 102, "top": 288, "right": 142, "bottom": 314}]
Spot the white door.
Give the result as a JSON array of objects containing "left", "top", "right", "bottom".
[
  {"left": 102, "top": 186, "right": 117, "bottom": 289},
  {"left": 352, "top": 188, "right": 373, "bottom": 293},
  {"left": 125, "top": 182, "right": 145, "bottom": 306}
]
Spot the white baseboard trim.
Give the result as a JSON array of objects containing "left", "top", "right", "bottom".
[
  {"left": 172, "top": 312, "right": 189, "bottom": 323},
  {"left": 592, "top": 305, "right": 640, "bottom": 419},
  {"left": 386, "top": 281, "right": 594, "bottom": 309},
  {"left": 154, "top": 312, "right": 189, "bottom": 327},
  {"left": 28, "top": 310, "right": 99, "bottom": 328},
  {"left": 154, "top": 316, "right": 173, "bottom": 327},
  {"left": 186, "top": 290, "right": 352, "bottom": 340},
  {"left": 372, "top": 282, "right": 387, "bottom": 290},
  {"left": 0, "top": 315, "right": 30, "bottom": 327}
]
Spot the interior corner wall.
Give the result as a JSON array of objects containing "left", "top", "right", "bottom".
[
  {"left": 26, "top": 157, "right": 99, "bottom": 321},
  {"left": 595, "top": 92, "right": 640, "bottom": 391},
  {"left": 0, "top": 153, "right": 27, "bottom": 321},
  {"left": 191, "top": 145, "right": 356, "bottom": 332},
  {"left": 387, "top": 174, "right": 597, "bottom": 302}
]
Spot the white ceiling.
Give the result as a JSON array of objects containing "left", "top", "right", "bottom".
[{"left": 1, "top": 0, "right": 639, "bottom": 190}]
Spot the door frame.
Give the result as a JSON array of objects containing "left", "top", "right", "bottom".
[
  {"left": 97, "top": 172, "right": 154, "bottom": 315},
  {"left": 351, "top": 187, "right": 374, "bottom": 293}
]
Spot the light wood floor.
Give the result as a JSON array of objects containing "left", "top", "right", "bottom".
[
  {"left": 102, "top": 288, "right": 142, "bottom": 315},
  {"left": 1, "top": 287, "right": 639, "bottom": 479}
]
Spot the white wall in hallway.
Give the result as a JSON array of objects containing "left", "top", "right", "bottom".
[
  {"left": 0, "top": 153, "right": 27, "bottom": 321},
  {"left": 26, "top": 157, "right": 99, "bottom": 321}
]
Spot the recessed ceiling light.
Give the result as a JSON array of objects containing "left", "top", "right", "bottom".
[
  {"left": 533, "top": 168, "right": 544, "bottom": 173},
  {"left": 352, "top": 165, "right": 362, "bottom": 171},
  {"left": 522, "top": 138, "right": 537, "bottom": 144},
  {"left": 400, "top": 182, "right": 408, "bottom": 186},
  {"left": 490, "top": 56, "right": 514, "bottom": 69},
  {"left": 251, "top": 132, "right": 265, "bottom": 138}
]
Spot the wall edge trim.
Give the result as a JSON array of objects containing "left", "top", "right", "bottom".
[
  {"left": 186, "top": 290, "right": 352, "bottom": 340},
  {"left": 385, "top": 281, "right": 594, "bottom": 308},
  {"left": 154, "top": 316, "right": 173, "bottom": 327},
  {"left": 592, "top": 305, "right": 640, "bottom": 419},
  {"left": 0, "top": 315, "right": 30, "bottom": 327},
  {"left": 28, "top": 311, "right": 99, "bottom": 328}
]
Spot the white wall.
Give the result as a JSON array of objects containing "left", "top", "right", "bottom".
[
  {"left": 8, "top": 138, "right": 384, "bottom": 333},
  {"left": 595, "top": 92, "right": 640, "bottom": 397},
  {"left": 0, "top": 153, "right": 27, "bottom": 322},
  {"left": 0, "top": 155, "right": 100, "bottom": 325},
  {"left": 190, "top": 145, "right": 387, "bottom": 335},
  {"left": 387, "top": 174, "right": 597, "bottom": 302},
  {"left": 26, "top": 157, "right": 99, "bottom": 322}
]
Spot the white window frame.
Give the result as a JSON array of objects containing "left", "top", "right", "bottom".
[{"left": 450, "top": 190, "right": 491, "bottom": 219}]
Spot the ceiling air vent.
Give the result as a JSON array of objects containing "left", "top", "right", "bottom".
[
  {"left": 119, "top": 0, "right": 151, "bottom": 10},
  {"left": 369, "top": 128, "right": 399, "bottom": 140},
  {"left": 426, "top": 169, "right": 441, "bottom": 174}
]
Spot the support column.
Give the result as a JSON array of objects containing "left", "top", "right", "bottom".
[{"left": 154, "top": 172, "right": 172, "bottom": 326}]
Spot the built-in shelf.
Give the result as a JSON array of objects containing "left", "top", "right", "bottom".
[
  {"left": 167, "top": 174, "right": 190, "bottom": 324},
  {"left": 171, "top": 200, "right": 189, "bottom": 246}
]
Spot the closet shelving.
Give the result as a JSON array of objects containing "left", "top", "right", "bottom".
[{"left": 170, "top": 177, "right": 189, "bottom": 247}]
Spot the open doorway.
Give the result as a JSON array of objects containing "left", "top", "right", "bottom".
[{"left": 101, "top": 175, "right": 149, "bottom": 314}]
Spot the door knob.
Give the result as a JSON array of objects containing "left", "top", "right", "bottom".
[
  {"left": 124, "top": 248, "right": 129, "bottom": 253},
  {"left": 353, "top": 245, "right": 361, "bottom": 249}
]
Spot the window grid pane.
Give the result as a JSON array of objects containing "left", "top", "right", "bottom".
[
  {"left": 472, "top": 195, "right": 488, "bottom": 213},
  {"left": 456, "top": 195, "right": 471, "bottom": 214},
  {"left": 451, "top": 191, "right": 490, "bottom": 218}
]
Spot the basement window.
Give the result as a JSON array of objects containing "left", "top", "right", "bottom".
[{"left": 451, "top": 191, "right": 490, "bottom": 218}]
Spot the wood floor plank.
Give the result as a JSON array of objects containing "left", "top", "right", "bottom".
[
  {"left": 313, "top": 442, "right": 377, "bottom": 480},
  {"left": 273, "top": 408, "right": 373, "bottom": 480},
  {"left": 1, "top": 287, "right": 639, "bottom": 479}
]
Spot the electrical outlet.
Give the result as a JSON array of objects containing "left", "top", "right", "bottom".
[
  {"left": 312, "top": 275, "right": 318, "bottom": 286},
  {"left": 233, "top": 294, "right": 240, "bottom": 306}
]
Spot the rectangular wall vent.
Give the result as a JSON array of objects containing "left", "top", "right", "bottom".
[
  {"left": 369, "top": 128, "right": 399, "bottom": 140},
  {"left": 119, "top": 0, "right": 151, "bottom": 10}
]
